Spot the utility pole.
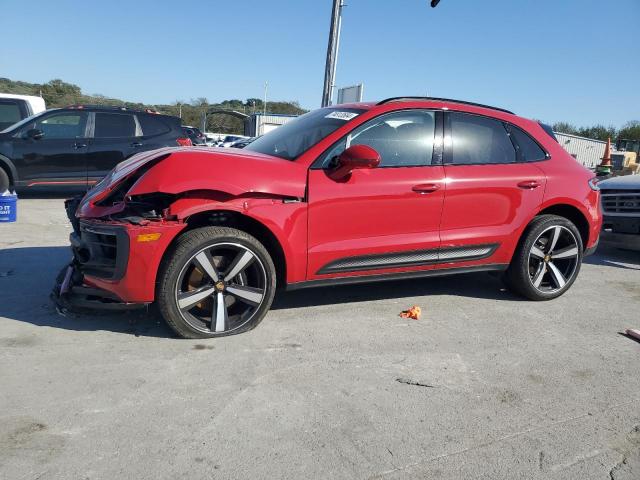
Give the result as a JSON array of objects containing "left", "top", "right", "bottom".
[
  {"left": 321, "top": 0, "right": 443, "bottom": 107},
  {"left": 263, "top": 81, "right": 268, "bottom": 116},
  {"left": 321, "top": 0, "right": 344, "bottom": 107}
]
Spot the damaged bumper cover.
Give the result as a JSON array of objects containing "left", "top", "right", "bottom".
[{"left": 52, "top": 196, "right": 186, "bottom": 311}]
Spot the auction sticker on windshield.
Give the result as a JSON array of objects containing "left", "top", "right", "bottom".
[{"left": 325, "top": 111, "right": 359, "bottom": 121}]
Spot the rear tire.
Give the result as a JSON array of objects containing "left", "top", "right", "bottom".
[
  {"left": 0, "top": 168, "right": 9, "bottom": 192},
  {"left": 157, "top": 226, "right": 276, "bottom": 339},
  {"left": 504, "top": 215, "right": 583, "bottom": 301}
]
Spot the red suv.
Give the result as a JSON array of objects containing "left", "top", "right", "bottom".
[{"left": 58, "top": 98, "right": 602, "bottom": 338}]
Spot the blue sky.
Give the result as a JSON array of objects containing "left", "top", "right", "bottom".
[{"left": 1, "top": 0, "right": 638, "bottom": 127}]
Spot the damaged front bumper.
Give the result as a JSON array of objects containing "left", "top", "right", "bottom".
[{"left": 52, "top": 196, "right": 186, "bottom": 311}]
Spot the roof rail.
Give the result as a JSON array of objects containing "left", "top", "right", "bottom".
[
  {"left": 65, "top": 104, "right": 129, "bottom": 111},
  {"left": 376, "top": 97, "right": 514, "bottom": 114}
]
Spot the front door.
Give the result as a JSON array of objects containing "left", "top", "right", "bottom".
[
  {"left": 12, "top": 110, "right": 89, "bottom": 186},
  {"left": 307, "top": 110, "right": 446, "bottom": 280},
  {"left": 439, "top": 112, "right": 546, "bottom": 264}
]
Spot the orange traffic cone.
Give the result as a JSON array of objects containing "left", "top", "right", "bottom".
[{"left": 597, "top": 137, "right": 612, "bottom": 174}]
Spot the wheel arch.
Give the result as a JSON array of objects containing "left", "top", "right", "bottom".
[
  {"left": 181, "top": 209, "right": 288, "bottom": 288},
  {"left": 535, "top": 203, "right": 590, "bottom": 249},
  {"left": 0, "top": 154, "right": 18, "bottom": 188}
]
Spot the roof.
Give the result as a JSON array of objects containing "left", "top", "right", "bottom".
[
  {"left": 332, "top": 98, "right": 515, "bottom": 117},
  {"left": 63, "top": 104, "right": 165, "bottom": 115},
  {"left": 376, "top": 97, "right": 514, "bottom": 114}
]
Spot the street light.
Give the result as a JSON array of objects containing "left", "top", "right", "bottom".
[{"left": 321, "top": 0, "right": 444, "bottom": 107}]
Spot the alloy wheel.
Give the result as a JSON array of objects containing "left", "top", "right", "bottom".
[
  {"left": 175, "top": 242, "right": 267, "bottom": 335},
  {"left": 527, "top": 225, "right": 580, "bottom": 294}
]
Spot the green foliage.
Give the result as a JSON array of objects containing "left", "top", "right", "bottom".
[
  {"left": 553, "top": 120, "right": 640, "bottom": 142},
  {"left": 618, "top": 121, "right": 640, "bottom": 140},
  {"left": 0, "top": 77, "right": 307, "bottom": 134},
  {"left": 552, "top": 122, "right": 578, "bottom": 135}
]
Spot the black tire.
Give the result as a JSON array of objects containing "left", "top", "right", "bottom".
[
  {"left": 504, "top": 214, "right": 583, "bottom": 301},
  {"left": 157, "top": 226, "right": 276, "bottom": 339},
  {"left": 0, "top": 168, "right": 9, "bottom": 193}
]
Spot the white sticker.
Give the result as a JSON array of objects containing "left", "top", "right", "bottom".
[{"left": 325, "top": 111, "right": 359, "bottom": 121}]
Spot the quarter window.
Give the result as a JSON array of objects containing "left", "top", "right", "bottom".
[
  {"left": 509, "top": 125, "right": 547, "bottom": 162},
  {"left": 94, "top": 112, "right": 136, "bottom": 138},
  {"left": 139, "top": 115, "right": 170, "bottom": 136},
  {"left": 323, "top": 110, "right": 436, "bottom": 168},
  {"left": 449, "top": 112, "right": 516, "bottom": 165}
]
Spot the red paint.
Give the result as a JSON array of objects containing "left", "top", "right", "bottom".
[{"left": 73, "top": 99, "right": 601, "bottom": 303}]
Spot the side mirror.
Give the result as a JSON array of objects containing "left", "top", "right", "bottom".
[
  {"left": 329, "top": 144, "right": 381, "bottom": 180},
  {"left": 25, "top": 128, "right": 44, "bottom": 140}
]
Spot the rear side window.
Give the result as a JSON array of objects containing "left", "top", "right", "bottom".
[
  {"left": 139, "top": 115, "right": 171, "bottom": 136},
  {"left": 94, "top": 112, "right": 136, "bottom": 138},
  {"left": 448, "top": 112, "right": 515, "bottom": 165},
  {"left": 509, "top": 125, "right": 547, "bottom": 162},
  {"left": 0, "top": 101, "right": 22, "bottom": 130}
]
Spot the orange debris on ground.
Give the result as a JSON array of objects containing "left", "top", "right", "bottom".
[{"left": 399, "top": 305, "right": 422, "bottom": 320}]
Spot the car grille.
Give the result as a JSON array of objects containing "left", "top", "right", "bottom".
[
  {"left": 73, "top": 222, "right": 130, "bottom": 280},
  {"left": 600, "top": 190, "right": 640, "bottom": 215}
]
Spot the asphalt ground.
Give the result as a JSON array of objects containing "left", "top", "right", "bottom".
[{"left": 1, "top": 196, "right": 639, "bottom": 480}]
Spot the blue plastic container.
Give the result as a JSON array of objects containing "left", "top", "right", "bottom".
[{"left": 0, "top": 193, "right": 17, "bottom": 223}]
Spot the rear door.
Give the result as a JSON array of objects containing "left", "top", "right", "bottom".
[
  {"left": 439, "top": 111, "right": 546, "bottom": 265},
  {"left": 11, "top": 110, "right": 90, "bottom": 186},
  {"left": 86, "top": 111, "right": 140, "bottom": 182}
]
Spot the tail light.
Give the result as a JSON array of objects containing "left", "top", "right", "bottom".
[{"left": 176, "top": 137, "right": 192, "bottom": 146}]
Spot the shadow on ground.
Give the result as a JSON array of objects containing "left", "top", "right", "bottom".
[
  {"left": 584, "top": 243, "right": 640, "bottom": 270},
  {"left": 0, "top": 241, "right": 637, "bottom": 338}
]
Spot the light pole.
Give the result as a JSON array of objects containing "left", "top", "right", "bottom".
[
  {"left": 321, "top": 0, "right": 344, "bottom": 107},
  {"left": 321, "top": 0, "right": 443, "bottom": 107}
]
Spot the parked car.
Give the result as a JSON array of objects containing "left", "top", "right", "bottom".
[
  {"left": 181, "top": 126, "right": 207, "bottom": 145},
  {"left": 229, "top": 136, "right": 256, "bottom": 148},
  {"left": 599, "top": 174, "right": 640, "bottom": 248},
  {"left": 57, "top": 97, "right": 602, "bottom": 339},
  {"left": 217, "top": 135, "right": 248, "bottom": 147},
  {"left": 0, "top": 105, "right": 191, "bottom": 192},
  {"left": 0, "top": 93, "right": 46, "bottom": 131}
]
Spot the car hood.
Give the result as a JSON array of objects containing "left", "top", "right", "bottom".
[
  {"left": 77, "top": 146, "right": 308, "bottom": 218},
  {"left": 598, "top": 174, "right": 640, "bottom": 190}
]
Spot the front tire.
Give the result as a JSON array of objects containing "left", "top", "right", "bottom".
[
  {"left": 157, "top": 226, "right": 276, "bottom": 339},
  {"left": 504, "top": 215, "right": 583, "bottom": 301},
  {"left": 0, "top": 168, "right": 9, "bottom": 193}
]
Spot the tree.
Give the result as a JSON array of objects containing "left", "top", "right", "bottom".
[
  {"left": 618, "top": 121, "right": 640, "bottom": 140},
  {"left": 552, "top": 122, "right": 578, "bottom": 135},
  {"left": 577, "top": 124, "right": 617, "bottom": 142},
  {"left": 40, "top": 79, "right": 82, "bottom": 106}
]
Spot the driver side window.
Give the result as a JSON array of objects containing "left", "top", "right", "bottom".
[
  {"left": 323, "top": 110, "right": 436, "bottom": 168},
  {"left": 30, "top": 112, "right": 88, "bottom": 139}
]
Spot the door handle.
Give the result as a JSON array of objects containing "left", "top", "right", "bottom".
[
  {"left": 73, "top": 142, "right": 87, "bottom": 149},
  {"left": 130, "top": 142, "right": 143, "bottom": 148},
  {"left": 412, "top": 183, "right": 440, "bottom": 194},
  {"left": 517, "top": 180, "right": 541, "bottom": 189}
]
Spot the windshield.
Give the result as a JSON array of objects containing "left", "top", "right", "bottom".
[{"left": 245, "top": 107, "right": 365, "bottom": 160}]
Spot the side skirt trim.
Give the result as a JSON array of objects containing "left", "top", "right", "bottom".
[
  {"left": 316, "top": 243, "right": 499, "bottom": 275},
  {"left": 286, "top": 264, "right": 508, "bottom": 291}
]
